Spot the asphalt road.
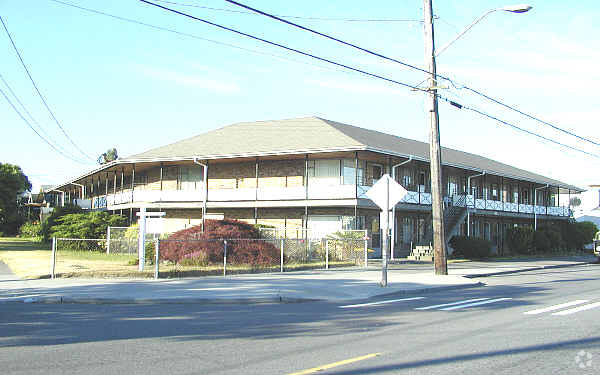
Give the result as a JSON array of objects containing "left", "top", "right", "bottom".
[{"left": 1, "top": 264, "right": 599, "bottom": 375}]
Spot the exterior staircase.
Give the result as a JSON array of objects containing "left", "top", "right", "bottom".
[{"left": 406, "top": 194, "right": 468, "bottom": 261}]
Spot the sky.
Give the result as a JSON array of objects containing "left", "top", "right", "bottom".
[{"left": 1, "top": 0, "right": 599, "bottom": 207}]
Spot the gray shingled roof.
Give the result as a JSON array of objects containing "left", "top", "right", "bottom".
[{"left": 123, "top": 117, "right": 582, "bottom": 192}]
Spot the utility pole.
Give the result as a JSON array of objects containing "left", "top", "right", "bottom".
[{"left": 423, "top": 0, "right": 448, "bottom": 275}]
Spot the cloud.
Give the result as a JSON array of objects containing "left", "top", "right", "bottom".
[{"left": 138, "top": 66, "right": 241, "bottom": 94}]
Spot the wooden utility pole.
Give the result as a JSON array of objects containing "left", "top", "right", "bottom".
[{"left": 423, "top": 0, "right": 448, "bottom": 275}]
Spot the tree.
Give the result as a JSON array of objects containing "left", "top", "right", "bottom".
[
  {"left": 0, "top": 163, "right": 31, "bottom": 235},
  {"left": 569, "top": 197, "right": 582, "bottom": 207},
  {"left": 97, "top": 148, "right": 118, "bottom": 164}
]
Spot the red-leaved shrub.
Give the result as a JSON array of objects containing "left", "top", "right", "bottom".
[{"left": 160, "top": 219, "right": 279, "bottom": 266}]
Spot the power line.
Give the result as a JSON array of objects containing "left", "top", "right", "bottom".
[
  {"left": 139, "top": 0, "right": 600, "bottom": 160},
  {"left": 138, "top": 0, "right": 429, "bottom": 93},
  {"left": 224, "top": 0, "right": 600, "bottom": 150},
  {"left": 0, "top": 15, "right": 95, "bottom": 162},
  {"left": 460, "top": 86, "right": 600, "bottom": 147},
  {"left": 0, "top": 85, "right": 92, "bottom": 165},
  {"left": 0, "top": 72, "right": 61, "bottom": 148},
  {"left": 224, "top": 0, "right": 435, "bottom": 78},
  {"left": 48, "top": 0, "right": 349, "bottom": 76},
  {"left": 153, "top": 0, "right": 425, "bottom": 22},
  {"left": 440, "top": 97, "right": 600, "bottom": 160}
]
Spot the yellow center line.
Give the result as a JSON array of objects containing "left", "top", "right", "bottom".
[{"left": 287, "top": 352, "right": 382, "bottom": 375}]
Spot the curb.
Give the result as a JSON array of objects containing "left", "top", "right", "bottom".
[
  {"left": 369, "top": 281, "right": 485, "bottom": 300},
  {"left": 6, "top": 295, "right": 322, "bottom": 305},
  {"left": 462, "top": 261, "right": 593, "bottom": 278}
]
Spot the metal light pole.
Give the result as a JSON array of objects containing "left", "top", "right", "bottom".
[{"left": 423, "top": 0, "right": 447, "bottom": 275}]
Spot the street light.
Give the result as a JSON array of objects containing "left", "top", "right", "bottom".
[
  {"left": 422, "top": 2, "right": 531, "bottom": 275},
  {"left": 435, "top": 4, "right": 532, "bottom": 57}
]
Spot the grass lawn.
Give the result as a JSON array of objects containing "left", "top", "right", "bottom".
[{"left": 0, "top": 237, "right": 358, "bottom": 279}]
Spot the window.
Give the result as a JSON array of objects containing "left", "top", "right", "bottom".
[
  {"left": 307, "top": 159, "right": 341, "bottom": 185},
  {"left": 512, "top": 186, "right": 519, "bottom": 203},
  {"left": 448, "top": 176, "right": 459, "bottom": 196},
  {"left": 491, "top": 184, "right": 499, "bottom": 201},
  {"left": 402, "top": 168, "right": 413, "bottom": 189},
  {"left": 418, "top": 171, "right": 426, "bottom": 192},
  {"left": 178, "top": 165, "right": 203, "bottom": 190},
  {"left": 371, "top": 164, "right": 382, "bottom": 183},
  {"left": 522, "top": 189, "right": 529, "bottom": 204},
  {"left": 342, "top": 159, "right": 364, "bottom": 185},
  {"left": 471, "top": 183, "right": 479, "bottom": 198}
]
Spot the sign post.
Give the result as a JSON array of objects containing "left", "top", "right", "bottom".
[
  {"left": 136, "top": 208, "right": 166, "bottom": 271},
  {"left": 365, "top": 174, "right": 408, "bottom": 287}
]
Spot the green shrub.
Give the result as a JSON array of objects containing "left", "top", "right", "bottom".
[
  {"left": 19, "top": 221, "right": 43, "bottom": 241},
  {"left": 41, "top": 204, "right": 83, "bottom": 241},
  {"left": 49, "top": 211, "right": 127, "bottom": 240},
  {"left": 506, "top": 226, "right": 534, "bottom": 254},
  {"left": 533, "top": 226, "right": 564, "bottom": 253},
  {"left": 448, "top": 235, "right": 492, "bottom": 259},
  {"left": 556, "top": 220, "right": 598, "bottom": 251}
]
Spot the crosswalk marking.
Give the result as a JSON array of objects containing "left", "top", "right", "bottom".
[
  {"left": 439, "top": 298, "right": 513, "bottom": 311},
  {"left": 415, "top": 298, "right": 490, "bottom": 310},
  {"left": 552, "top": 301, "right": 600, "bottom": 316},
  {"left": 523, "top": 300, "right": 589, "bottom": 315},
  {"left": 339, "top": 297, "right": 425, "bottom": 309}
]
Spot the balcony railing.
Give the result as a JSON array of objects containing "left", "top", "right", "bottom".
[{"left": 80, "top": 188, "right": 570, "bottom": 217}]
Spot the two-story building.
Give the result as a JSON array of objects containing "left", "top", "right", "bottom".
[{"left": 51, "top": 117, "right": 583, "bottom": 256}]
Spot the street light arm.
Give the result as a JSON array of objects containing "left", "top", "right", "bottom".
[
  {"left": 435, "top": 8, "right": 498, "bottom": 57},
  {"left": 435, "top": 4, "right": 531, "bottom": 57}
]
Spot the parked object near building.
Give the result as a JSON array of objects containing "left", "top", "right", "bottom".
[{"left": 50, "top": 117, "right": 583, "bottom": 257}]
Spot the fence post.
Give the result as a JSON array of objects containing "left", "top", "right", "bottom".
[
  {"left": 223, "top": 240, "right": 227, "bottom": 277},
  {"left": 280, "top": 238, "right": 284, "bottom": 273},
  {"left": 364, "top": 238, "right": 368, "bottom": 268},
  {"left": 51, "top": 237, "right": 57, "bottom": 279},
  {"left": 325, "top": 239, "right": 329, "bottom": 270},
  {"left": 106, "top": 226, "right": 111, "bottom": 254},
  {"left": 154, "top": 238, "right": 160, "bottom": 280}
]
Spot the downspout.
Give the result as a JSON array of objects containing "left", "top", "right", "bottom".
[
  {"left": 534, "top": 184, "right": 549, "bottom": 230},
  {"left": 390, "top": 157, "right": 413, "bottom": 259},
  {"left": 194, "top": 158, "right": 208, "bottom": 232},
  {"left": 466, "top": 170, "right": 486, "bottom": 236}
]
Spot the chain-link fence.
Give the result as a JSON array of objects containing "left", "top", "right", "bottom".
[
  {"left": 50, "top": 236, "right": 368, "bottom": 279},
  {"left": 51, "top": 238, "right": 156, "bottom": 278},
  {"left": 106, "top": 226, "right": 169, "bottom": 254}
]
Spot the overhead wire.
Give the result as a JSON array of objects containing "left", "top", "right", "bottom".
[
  {"left": 153, "top": 0, "right": 426, "bottom": 22},
  {"left": 47, "top": 0, "right": 352, "bottom": 76},
  {"left": 0, "top": 15, "right": 96, "bottom": 162},
  {"left": 439, "top": 97, "right": 600, "bottom": 160},
  {"left": 223, "top": 0, "right": 600, "bottom": 149},
  {"left": 138, "top": 0, "right": 429, "bottom": 93},
  {"left": 139, "top": 0, "right": 600, "bottom": 160},
  {"left": 0, "top": 85, "right": 92, "bottom": 165}
]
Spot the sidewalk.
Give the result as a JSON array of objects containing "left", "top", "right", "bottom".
[{"left": 0, "top": 256, "right": 595, "bottom": 305}]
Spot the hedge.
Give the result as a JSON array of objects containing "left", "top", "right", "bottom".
[{"left": 448, "top": 235, "right": 492, "bottom": 259}]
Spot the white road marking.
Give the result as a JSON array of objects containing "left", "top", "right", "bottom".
[
  {"left": 523, "top": 300, "right": 589, "bottom": 315},
  {"left": 415, "top": 298, "right": 490, "bottom": 310},
  {"left": 440, "top": 298, "right": 513, "bottom": 311},
  {"left": 339, "top": 297, "right": 425, "bottom": 308},
  {"left": 552, "top": 301, "right": 600, "bottom": 316}
]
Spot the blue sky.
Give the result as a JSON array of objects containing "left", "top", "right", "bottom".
[{"left": 1, "top": 0, "right": 599, "bottom": 202}]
